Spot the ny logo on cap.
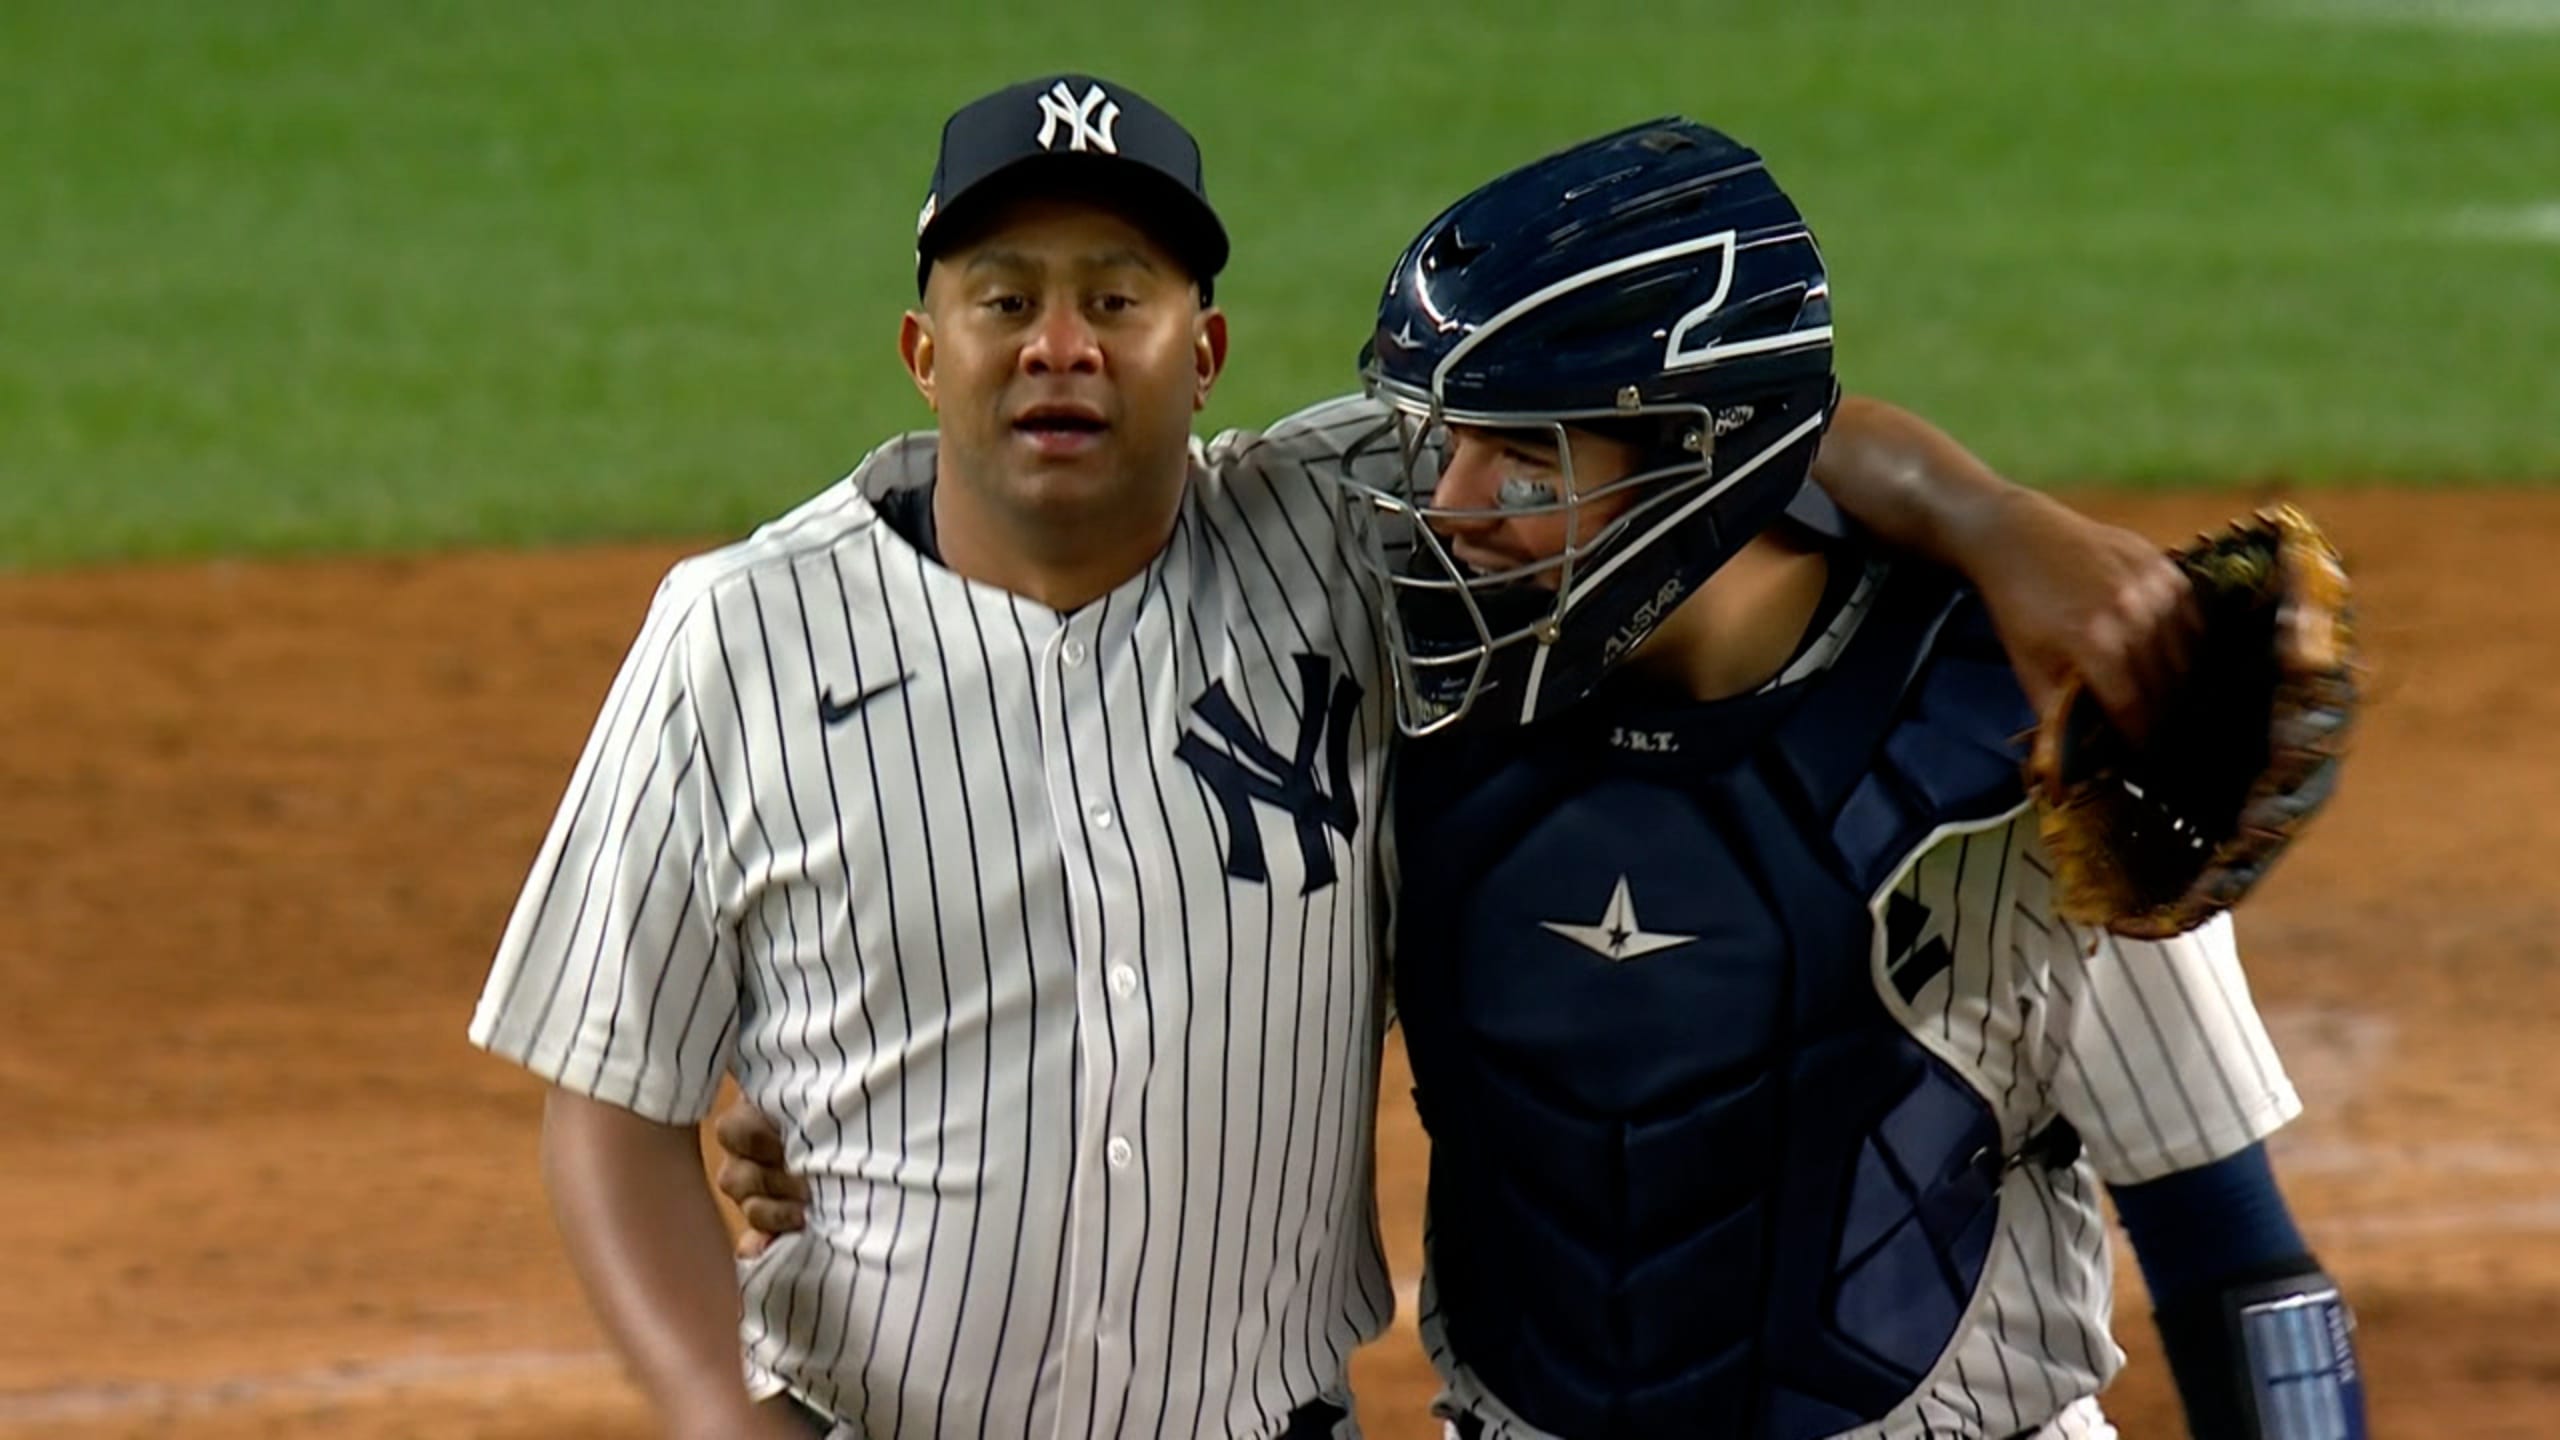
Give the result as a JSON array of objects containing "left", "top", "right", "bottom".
[{"left": 1035, "top": 81, "right": 1121, "bottom": 154}]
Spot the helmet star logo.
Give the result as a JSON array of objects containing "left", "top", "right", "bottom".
[
  {"left": 1392, "top": 320, "right": 1421, "bottom": 350},
  {"left": 1540, "top": 876, "right": 1696, "bottom": 961}
]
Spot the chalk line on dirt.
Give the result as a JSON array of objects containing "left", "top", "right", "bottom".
[
  {"left": 2321, "top": 1198, "right": 2560, "bottom": 1241},
  {"left": 2260, "top": 1003, "right": 2398, "bottom": 1111},
  {"left": 0, "top": 1348, "right": 617, "bottom": 1427},
  {"left": 2275, "top": 1136, "right": 2560, "bottom": 1176}
]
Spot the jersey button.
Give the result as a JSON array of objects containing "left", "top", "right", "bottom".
[
  {"left": 1062, "top": 638, "right": 1089, "bottom": 667},
  {"left": 1109, "top": 965, "right": 1138, "bottom": 998},
  {"left": 1089, "top": 802, "right": 1114, "bottom": 830},
  {"left": 1106, "top": 1136, "right": 1134, "bottom": 1169}
]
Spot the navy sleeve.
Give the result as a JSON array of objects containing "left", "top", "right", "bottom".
[{"left": 2109, "top": 1141, "right": 2311, "bottom": 1301}]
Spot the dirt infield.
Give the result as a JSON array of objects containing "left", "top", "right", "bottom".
[{"left": 5, "top": 490, "right": 2556, "bottom": 1438}]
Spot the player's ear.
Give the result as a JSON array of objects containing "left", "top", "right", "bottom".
[
  {"left": 1192, "top": 305, "right": 1228, "bottom": 414},
  {"left": 899, "top": 310, "right": 936, "bottom": 412}
]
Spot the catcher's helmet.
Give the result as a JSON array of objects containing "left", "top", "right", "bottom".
[{"left": 1342, "top": 118, "right": 1839, "bottom": 735}]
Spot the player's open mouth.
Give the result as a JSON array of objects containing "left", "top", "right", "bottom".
[{"left": 1013, "top": 404, "right": 1109, "bottom": 456}]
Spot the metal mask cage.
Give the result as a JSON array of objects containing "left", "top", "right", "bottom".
[{"left": 1339, "top": 379, "right": 1742, "bottom": 735}]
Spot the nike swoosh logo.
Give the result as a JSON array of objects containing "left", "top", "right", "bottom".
[{"left": 818, "top": 672, "right": 914, "bottom": 727}]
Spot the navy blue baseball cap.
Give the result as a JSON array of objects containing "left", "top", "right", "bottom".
[{"left": 914, "top": 74, "right": 1230, "bottom": 301}]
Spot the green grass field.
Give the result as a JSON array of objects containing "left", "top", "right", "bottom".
[{"left": 5, "top": 0, "right": 2557, "bottom": 569}]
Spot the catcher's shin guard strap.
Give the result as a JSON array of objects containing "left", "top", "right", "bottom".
[{"left": 2155, "top": 1263, "right": 2367, "bottom": 1440}]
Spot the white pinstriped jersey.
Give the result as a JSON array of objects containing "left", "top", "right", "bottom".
[
  {"left": 470, "top": 397, "right": 1416, "bottom": 1440},
  {"left": 1414, "top": 569, "right": 2305, "bottom": 1440}
]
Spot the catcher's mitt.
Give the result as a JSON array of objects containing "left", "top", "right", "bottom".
[{"left": 2026, "top": 504, "right": 2360, "bottom": 939}]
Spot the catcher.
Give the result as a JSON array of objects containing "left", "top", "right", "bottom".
[
  {"left": 1339, "top": 120, "right": 2364, "bottom": 1439},
  {"left": 714, "top": 121, "right": 2362, "bottom": 1439}
]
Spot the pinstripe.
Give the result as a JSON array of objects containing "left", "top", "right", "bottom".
[
  {"left": 1949, "top": 1353, "right": 1986, "bottom": 1435},
  {"left": 1218, "top": 483, "right": 1340, "bottom": 1410},
  {"left": 902, "top": 544, "right": 1005, "bottom": 1434},
  {"left": 1941, "top": 834, "right": 1972, "bottom": 1036},
  {"left": 2070, "top": 984, "right": 2171, "bottom": 1163},
  {"left": 498, "top": 589, "right": 699, "bottom": 1048},
  {"left": 821, "top": 541, "right": 923, "bottom": 1421},
  {"left": 1976, "top": 824, "right": 2018, "bottom": 1077},
  {"left": 1250, "top": 461, "right": 1392, "bottom": 1382},
  {"left": 1061, "top": 586, "right": 1125, "bottom": 1440},
  {"left": 531, "top": 642, "right": 690, "bottom": 1077},
  {"left": 681, "top": 674, "right": 802, "bottom": 1369},
  {"left": 1243, "top": 463, "right": 1350, "bottom": 1391},
  {"left": 960, "top": 577, "right": 1043, "bottom": 1440},
  {"left": 654, "top": 838, "right": 732, "bottom": 1105},
  {"left": 1302, "top": 891, "right": 1367, "bottom": 1380},
  {"left": 678, "top": 674, "right": 747, "bottom": 1004},
  {"left": 1099, "top": 577, "right": 1169, "bottom": 1440},
  {"left": 1011, "top": 591, "right": 1084, "bottom": 1440},
  {"left": 1983, "top": 1288, "right": 2029, "bottom": 1424},
  {"left": 729, "top": 901, "right": 791, "bottom": 1363},
  {"left": 470, "top": 404, "right": 1438, "bottom": 1437},
  {"left": 1126, "top": 540, "right": 1200, "bottom": 1440},
  {"left": 1272, "top": 890, "right": 1334, "bottom": 1400},
  {"left": 1179, "top": 556, "right": 1249, "bottom": 1440},
  {"left": 801, "top": 550, "right": 893, "bottom": 1418},
  {"left": 1199, "top": 503, "right": 1310, "bottom": 729},
  {"left": 2194, "top": 939, "right": 2282, "bottom": 1102},
  {"left": 751, "top": 914, "right": 829, "bottom": 1364},
  {"left": 611, "top": 825, "right": 707, "bottom": 1108},
  {"left": 1192, "top": 499, "right": 1304, "bottom": 1428},
  {"left": 2000, "top": 945, "right": 2041, "bottom": 1122},
  {"left": 587, "top": 723, "right": 700, "bottom": 1095},
  {"left": 2000, "top": 1227, "right": 2065, "bottom": 1419},
  {"left": 1232, "top": 804, "right": 1285, "bottom": 1426},
  {"left": 878, "top": 560, "right": 968, "bottom": 1438},
  {"left": 709, "top": 593, "right": 829, "bottom": 1359},
  {"left": 766, "top": 570, "right": 877, "bottom": 1404},
  {"left": 2044, "top": 1164, "right": 2106, "bottom": 1374},
  {"left": 2149, "top": 933, "right": 2264, "bottom": 1131},
  {"left": 2101, "top": 933, "right": 2215, "bottom": 1149}
]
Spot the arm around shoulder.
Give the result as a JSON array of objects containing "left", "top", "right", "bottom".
[{"left": 1811, "top": 394, "right": 2201, "bottom": 739}]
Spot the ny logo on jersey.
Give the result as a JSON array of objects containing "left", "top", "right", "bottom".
[
  {"left": 1034, "top": 81, "right": 1121, "bottom": 154},
  {"left": 1884, "top": 890, "right": 1955, "bottom": 1003},
  {"left": 1175, "top": 652, "right": 1362, "bottom": 894}
]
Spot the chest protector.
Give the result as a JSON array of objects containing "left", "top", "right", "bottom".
[{"left": 1394, "top": 561, "right": 2037, "bottom": 1439}]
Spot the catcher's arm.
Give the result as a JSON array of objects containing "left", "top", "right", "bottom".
[
  {"left": 2029, "top": 506, "right": 2361, "bottom": 938},
  {"left": 1812, "top": 394, "right": 2201, "bottom": 743},
  {"left": 2113, "top": 1144, "right": 2370, "bottom": 1438},
  {"left": 713, "top": 1097, "right": 810, "bottom": 1258}
]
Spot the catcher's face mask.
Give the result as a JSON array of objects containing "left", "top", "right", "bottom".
[
  {"left": 1339, "top": 391, "right": 1734, "bottom": 736},
  {"left": 1427, "top": 423, "right": 1654, "bottom": 589}
]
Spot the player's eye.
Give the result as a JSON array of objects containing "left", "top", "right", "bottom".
[
  {"left": 982, "top": 293, "right": 1030, "bottom": 317},
  {"left": 1093, "top": 293, "right": 1138, "bottom": 315}
]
